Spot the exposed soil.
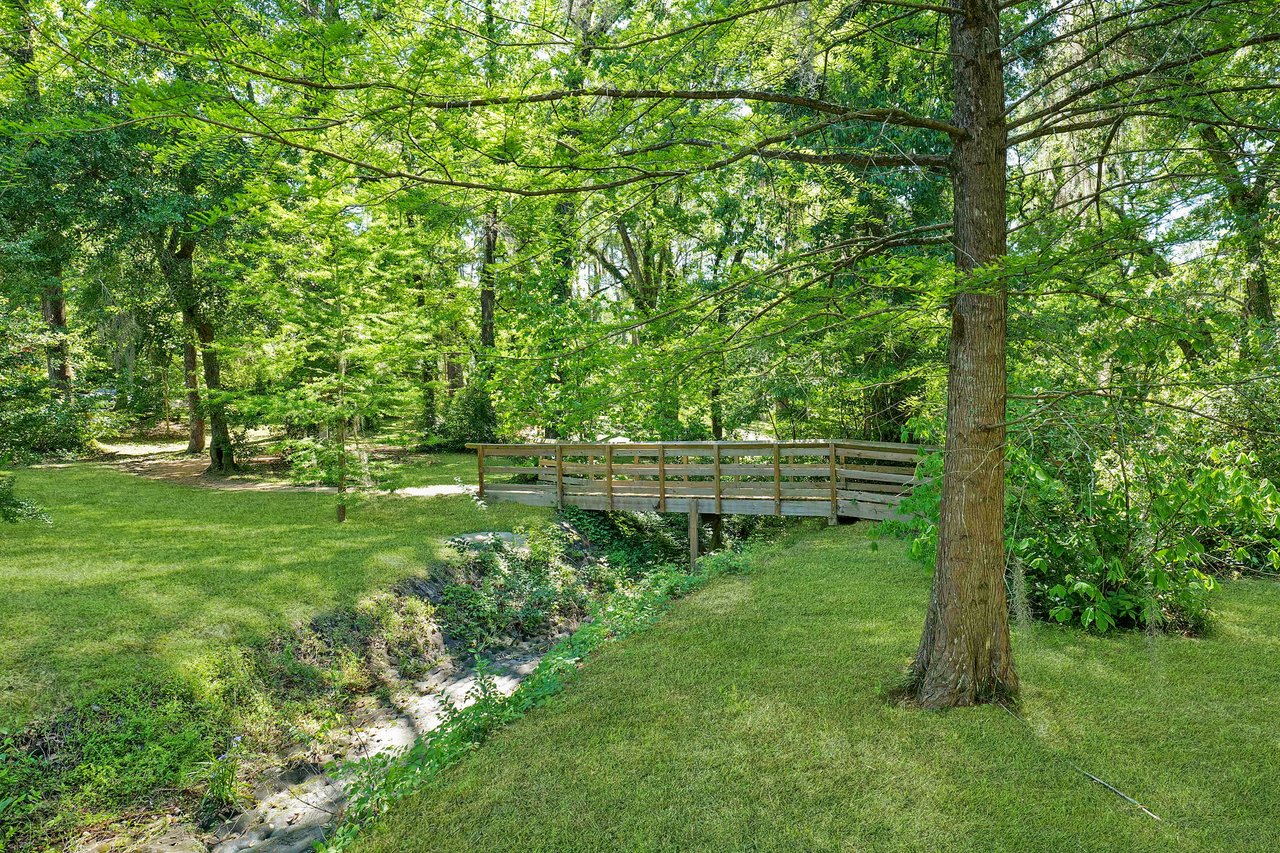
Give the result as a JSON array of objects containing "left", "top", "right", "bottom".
[{"left": 97, "top": 439, "right": 473, "bottom": 498}]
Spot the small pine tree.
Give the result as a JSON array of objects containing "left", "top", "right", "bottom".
[{"left": 440, "top": 381, "right": 498, "bottom": 450}]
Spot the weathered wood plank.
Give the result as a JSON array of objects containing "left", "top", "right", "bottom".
[
  {"left": 555, "top": 444, "right": 564, "bottom": 508},
  {"left": 606, "top": 444, "right": 614, "bottom": 511},
  {"left": 836, "top": 468, "right": 919, "bottom": 484},
  {"left": 773, "top": 445, "right": 782, "bottom": 516},
  {"left": 713, "top": 450, "right": 722, "bottom": 514},
  {"left": 835, "top": 447, "right": 922, "bottom": 463},
  {"left": 483, "top": 465, "right": 545, "bottom": 475},
  {"left": 466, "top": 445, "right": 559, "bottom": 456},
  {"left": 689, "top": 498, "right": 699, "bottom": 568},
  {"left": 828, "top": 441, "right": 838, "bottom": 521},
  {"left": 655, "top": 443, "right": 665, "bottom": 512}
]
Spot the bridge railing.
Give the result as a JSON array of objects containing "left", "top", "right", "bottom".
[{"left": 466, "top": 440, "right": 934, "bottom": 521}]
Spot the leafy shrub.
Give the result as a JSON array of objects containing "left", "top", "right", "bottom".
[
  {"left": 437, "top": 382, "right": 497, "bottom": 451},
  {"left": 0, "top": 398, "right": 95, "bottom": 462},
  {"left": 0, "top": 475, "right": 48, "bottom": 524},
  {"left": 436, "top": 530, "right": 602, "bottom": 652},
  {"left": 1014, "top": 444, "right": 1280, "bottom": 633},
  {"left": 888, "top": 445, "right": 1280, "bottom": 634}
]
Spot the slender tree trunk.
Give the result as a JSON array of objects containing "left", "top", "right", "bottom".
[
  {"left": 161, "top": 353, "right": 172, "bottom": 435},
  {"left": 410, "top": 249, "right": 439, "bottom": 438},
  {"left": 1197, "top": 127, "right": 1275, "bottom": 328},
  {"left": 181, "top": 312, "right": 205, "bottom": 454},
  {"left": 40, "top": 274, "right": 72, "bottom": 398},
  {"left": 420, "top": 354, "right": 438, "bottom": 437},
  {"left": 195, "top": 319, "right": 234, "bottom": 472},
  {"left": 336, "top": 352, "right": 347, "bottom": 523},
  {"left": 480, "top": 211, "right": 498, "bottom": 353},
  {"left": 909, "top": 0, "right": 1017, "bottom": 708},
  {"left": 708, "top": 245, "right": 744, "bottom": 442},
  {"left": 542, "top": 198, "right": 576, "bottom": 441}
]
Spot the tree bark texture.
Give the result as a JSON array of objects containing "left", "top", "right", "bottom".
[
  {"left": 480, "top": 211, "right": 498, "bottom": 352},
  {"left": 1239, "top": 198, "right": 1274, "bottom": 324},
  {"left": 910, "top": 0, "right": 1017, "bottom": 708},
  {"left": 40, "top": 276, "right": 73, "bottom": 397},
  {"left": 420, "top": 353, "right": 438, "bottom": 435},
  {"left": 196, "top": 318, "right": 234, "bottom": 472},
  {"left": 181, "top": 324, "right": 205, "bottom": 454}
]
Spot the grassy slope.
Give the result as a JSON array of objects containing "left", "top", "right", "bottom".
[
  {"left": 0, "top": 464, "right": 546, "bottom": 725},
  {"left": 377, "top": 451, "right": 477, "bottom": 488},
  {"left": 362, "top": 526, "right": 1280, "bottom": 853}
]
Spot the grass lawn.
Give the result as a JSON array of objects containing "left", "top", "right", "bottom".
[
  {"left": 361, "top": 526, "right": 1280, "bottom": 853},
  {"left": 0, "top": 464, "right": 547, "bottom": 726}
]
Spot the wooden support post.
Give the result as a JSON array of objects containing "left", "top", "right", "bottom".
[
  {"left": 477, "top": 446, "right": 486, "bottom": 498},
  {"left": 713, "top": 444, "right": 722, "bottom": 515},
  {"left": 657, "top": 443, "right": 667, "bottom": 512},
  {"left": 773, "top": 444, "right": 782, "bottom": 516},
  {"left": 605, "top": 444, "right": 614, "bottom": 511},
  {"left": 555, "top": 444, "right": 564, "bottom": 509},
  {"left": 828, "top": 441, "right": 838, "bottom": 524},
  {"left": 689, "top": 498, "right": 699, "bottom": 569}
]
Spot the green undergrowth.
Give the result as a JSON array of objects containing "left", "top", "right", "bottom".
[{"left": 0, "top": 582, "right": 453, "bottom": 848}]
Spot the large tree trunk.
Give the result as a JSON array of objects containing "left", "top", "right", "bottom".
[
  {"left": 1240, "top": 199, "right": 1274, "bottom": 324},
  {"left": 1197, "top": 127, "right": 1275, "bottom": 327},
  {"left": 195, "top": 318, "right": 234, "bottom": 472},
  {"left": 445, "top": 356, "right": 464, "bottom": 392},
  {"left": 909, "top": 0, "right": 1017, "bottom": 708},
  {"left": 182, "top": 324, "right": 205, "bottom": 454}
]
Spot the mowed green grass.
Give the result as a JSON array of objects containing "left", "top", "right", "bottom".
[
  {"left": 362, "top": 526, "right": 1280, "bottom": 853},
  {"left": 0, "top": 464, "right": 547, "bottom": 725}
]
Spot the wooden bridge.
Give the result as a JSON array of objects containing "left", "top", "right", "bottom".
[{"left": 468, "top": 439, "right": 932, "bottom": 524}]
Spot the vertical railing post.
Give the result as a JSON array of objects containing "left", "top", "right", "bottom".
[
  {"left": 555, "top": 444, "right": 564, "bottom": 509},
  {"left": 713, "top": 443, "right": 722, "bottom": 515},
  {"left": 773, "top": 443, "right": 782, "bottom": 516},
  {"left": 606, "top": 444, "right": 614, "bottom": 511},
  {"left": 476, "top": 446, "right": 486, "bottom": 498},
  {"left": 828, "top": 441, "right": 838, "bottom": 524},
  {"left": 657, "top": 443, "right": 667, "bottom": 512},
  {"left": 689, "top": 498, "right": 700, "bottom": 569}
]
